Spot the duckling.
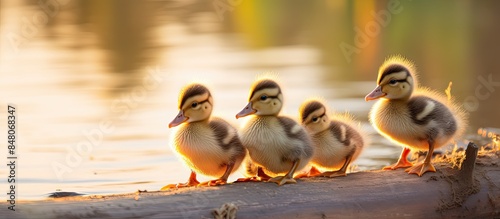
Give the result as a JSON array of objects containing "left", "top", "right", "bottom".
[
  {"left": 298, "top": 99, "right": 366, "bottom": 178},
  {"left": 163, "top": 83, "right": 246, "bottom": 189},
  {"left": 236, "top": 79, "right": 313, "bottom": 185},
  {"left": 365, "top": 56, "right": 466, "bottom": 176}
]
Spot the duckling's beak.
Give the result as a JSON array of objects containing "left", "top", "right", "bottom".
[
  {"left": 365, "top": 85, "right": 386, "bottom": 101},
  {"left": 236, "top": 102, "right": 256, "bottom": 119},
  {"left": 169, "top": 110, "right": 188, "bottom": 128}
]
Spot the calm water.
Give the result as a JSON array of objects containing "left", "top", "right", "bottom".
[{"left": 0, "top": 1, "right": 497, "bottom": 200}]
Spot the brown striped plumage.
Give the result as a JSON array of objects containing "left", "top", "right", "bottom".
[
  {"left": 236, "top": 78, "right": 313, "bottom": 185},
  {"left": 164, "top": 84, "right": 246, "bottom": 189},
  {"left": 299, "top": 99, "right": 366, "bottom": 177},
  {"left": 366, "top": 56, "right": 467, "bottom": 177}
]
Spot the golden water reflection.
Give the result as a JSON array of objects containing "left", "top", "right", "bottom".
[{"left": 0, "top": 0, "right": 498, "bottom": 200}]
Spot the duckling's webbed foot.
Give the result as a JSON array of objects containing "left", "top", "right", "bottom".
[
  {"left": 295, "top": 166, "right": 322, "bottom": 178},
  {"left": 256, "top": 167, "right": 272, "bottom": 181},
  {"left": 405, "top": 140, "right": 436, "bottom": 177},
  {"left": 320, "top": 170, "right": 347, "bottom": 178},
  {"left": 235, "top": 166, "right": 272, "bottom": 182},
  {"left": 269, "top": 160, "right": 301, "bottom": 186},
  {"left": 198, "top": 179, "right": 227, "bottom": 187},
  {"left": 405, "top": 162, "right": 436, "bottom": 177},
  {"left": 383, "top": 147, "right": 413, "bottom": 170},
  {"left": 383, "top": 161, "right": 413, "bottom": 170},
  {"left": 268, "top": 175, "right": 297, "bottom": 186},
  {"left": 321, "top": 154, "right": 352, "bottom": 178},
  {"left": 200, "top": 162, "right": 235, "bottom": 186},
  {"left": 160, "top": 184, "right": 178, "bottom": 190},
  {"left": 235, "top": 176, "right": 260, "bottom": 182},
  {"left": 161, "top": 171, "right": 200, "bottom": 190}
]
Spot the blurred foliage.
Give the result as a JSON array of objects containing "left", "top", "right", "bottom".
[{"left": 12, "top": 0, "right": 500, "bottom": 128}]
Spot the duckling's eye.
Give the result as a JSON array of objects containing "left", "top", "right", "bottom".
[
  {"left": 191, "top": 102, "right": 198, "bottom": 108},
  {"left": 389, "top": 79, "right": 398, "bottom": 85},
  {"left": 312, "top": 117, "right": 319, "bottom": 123},
  {"left": 260, "top": 95, "right": 268, "bottom": 101}
]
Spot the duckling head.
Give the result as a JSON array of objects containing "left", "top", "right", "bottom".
[
  {"left": 169, "top": 83, "right": 213, "bottom": 128},
  {"left": 236, "top": 79, "right": 283, "bottom": 118},
  {"left": 365, "top": 56, "right": 418, "bottom": 101},
  {"left": 299, "top": 99, "right": 330, "bottom": 134}
]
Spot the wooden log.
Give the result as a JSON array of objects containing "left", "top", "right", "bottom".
[
  {"left": 3, "top": 143, "right": 499, "bottom": 219},
  {"left": 437, "top": 142, "right": 481, "bottom": 211}
]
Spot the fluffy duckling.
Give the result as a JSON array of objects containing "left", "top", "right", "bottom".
[
  {"left": 298, "top": 99, "right": 366, "bottom": 177},
  {"left": 164, "top": 84, "right": 246, "bottom": 189},
  {"left": 236, "top": 79, "right": 313, "bottom": 185},
  {"left": 365, "top": 56, "right": 466, "bottom": 176}
]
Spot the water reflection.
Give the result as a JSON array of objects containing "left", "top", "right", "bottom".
[{"left": 0, "top": 0, "right": 499, "bottom": 200}]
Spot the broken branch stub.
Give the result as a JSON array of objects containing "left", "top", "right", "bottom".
[{"left": 458, "top": 142, "right": 479, "bottom": 185}]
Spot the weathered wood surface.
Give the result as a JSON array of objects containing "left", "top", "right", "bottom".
[{"left": 3, "top": 146, "right": 499, "bottom": 219}]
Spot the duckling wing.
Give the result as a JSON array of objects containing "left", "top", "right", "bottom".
[
  {"left": 329, "top": 121, "right": 364, "bottom": 147},
  {"left": 209, "top": 118, "right": 246, "bottom": 158},
  {"left": 276, "top": 117, "right": 314, "bottom": 161},
  {"left": 328, "top": 121, "right": 352, "bottom": 147},
  {"left": 408, "top": 96, "right": 458, "bottom": 140}
]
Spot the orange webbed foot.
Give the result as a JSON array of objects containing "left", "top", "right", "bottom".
[
  {"left": 405, "top": 162, "right": 436, "bottom": 177},
  {"left": 295, "top": 167, "right": 322, "bottom": 178},
  {"left": 234, "top": 176, "right": 266, "bottom": 183},
  {"left": 198, "top": 179, "right": 227, "bottom": 187},
  {"left": 384, "top": 147, "right": 413, "bottom": 170},
  {"left": 383, "top": 160, "right": 413, "bottom": 170},
  {"left": 161, "top": 171, "right": 200, "bottom": 190},
  {"left": 160, "top": 180, "right": 200, "bottom": 190}
]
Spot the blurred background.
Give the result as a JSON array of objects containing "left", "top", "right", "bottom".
[{"left": 1, "top": 0, "right": 499, "bottom": 200}]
